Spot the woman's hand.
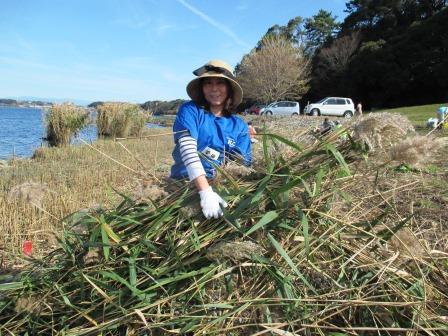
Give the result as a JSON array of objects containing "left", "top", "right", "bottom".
[
  {"left": 198, "top": 186, "right": 228, "bottom": 219},
  {"left": 194, "top": 175, "right": 227, "bottom": 219}
]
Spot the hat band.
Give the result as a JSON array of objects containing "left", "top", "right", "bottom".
[{"left": 193, "top": 65, "right": 236, "bottom": 80}]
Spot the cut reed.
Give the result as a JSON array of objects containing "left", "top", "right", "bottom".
[{"left": 0, "top": 115, "right": 446, "bottom": 335}]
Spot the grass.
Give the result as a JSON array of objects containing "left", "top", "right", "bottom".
[
  {"left": 0, "top": 128, "right": 173, "bottom": 260},
  {"left": 0, "top": 107, "right": 447, "bottom": 334},
  {"left": 377, "top": 102, "right": 448, "bottom": 124}
]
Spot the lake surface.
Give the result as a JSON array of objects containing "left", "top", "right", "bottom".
[{"left": 0, "top": 107, "right": 162, "bottom": 160}]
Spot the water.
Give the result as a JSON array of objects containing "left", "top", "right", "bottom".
[{"left": 0, "top": 107, "right": 163, "bottom": 160}]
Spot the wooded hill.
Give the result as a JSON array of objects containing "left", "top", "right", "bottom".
[
  {"left": 237, "top": 1, "right": 448, "bottom": 111},
  {"left": 88, "top": 100, "right": 186, "bottom": 115},
  {"left": 140, "top": 99, "right": 186, "bottom": 115},
  {"left": 316, "top": 1, "right": 448, "bottom": 109}
]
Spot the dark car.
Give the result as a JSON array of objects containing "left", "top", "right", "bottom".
[{"left": 248, "top": 104, "right": 265, "bottom": 115}]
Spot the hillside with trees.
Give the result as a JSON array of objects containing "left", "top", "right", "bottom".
[
  {"left": 88, "top": 100, "right": 186, "bottom": 115},
  {"left": 140, "top": 99, "right": 186, "bottom": 115},
  {"left": 237, "top": 1, "right": 447, "bottom": 110}
]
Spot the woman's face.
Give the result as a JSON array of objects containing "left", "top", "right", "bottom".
[{"left": 202, "top": 77, "right": 229, "bottom": 109}]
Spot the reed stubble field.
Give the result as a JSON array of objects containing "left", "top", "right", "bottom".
[
  {"left": 0, "top": 128, "right": 174, "bottom": 261},
  {"left": 0, "top": 112, "right": 447, "bottom": 335}
]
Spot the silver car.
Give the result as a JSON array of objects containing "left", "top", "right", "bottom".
[
  {"left": 260, "top": 101, "right": 300, "bottom": 116},
  {"left": 304, "top": 97, "right": 355, "bottom": 118}
]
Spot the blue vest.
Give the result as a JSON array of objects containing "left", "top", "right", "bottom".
[{"left": 170, "top": 101, "right": 252, "bottom": 179}]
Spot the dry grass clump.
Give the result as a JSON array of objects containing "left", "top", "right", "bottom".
[
  {"left": 14, "top": 295, "right": 42, "bottom": 314},
  {"left": 7, "top": 182, "right": 50, "bottom": 208},
  {"left": 249, "top": 116, "right": 318, "bottom": 165},
  {"left": 352, "top": 112, "right": 415, "bottom": 151},
  {"left": 179, "top": 203, "right": 202, "bottom": 217},
  {"left": 388, "top": 228, "right": 427, "bottom": 258},
  {"left": 31, "top": 147, "right": 46, "bottom": 160},
  {"left": 45, "top": 103, "right": 89, "bottom": 147},
  {"left": 82, "top": 247, "right": 102, "bottom": 265},
  {"left": 389, "top": 135, "right": 441, "bottom": 168},
  {"left": 132, "top": 178, "right": 169, "bottom": 202},
  {"left": 206, "top": 240, "right": 265, "bottom": 262},
  {"left": 96, "top": 103, "right": 147, "bottom": 138},
  {"left": 223, "top": 161, "right": 255, "bottom": 178}
]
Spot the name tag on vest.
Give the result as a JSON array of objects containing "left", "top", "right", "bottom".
[{"left": 201, "top": 146, "right": 220, "bottom": 160}]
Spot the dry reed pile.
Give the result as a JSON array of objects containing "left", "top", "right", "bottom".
[
  {"left": 45, "top": 103, "right": 89, "bottom": 147},
  {"left": 0, "top": 114, "right": 447, "bottom": 335},
  {"left": 97, "top": 103, "right": 148, "bottom": 138}
]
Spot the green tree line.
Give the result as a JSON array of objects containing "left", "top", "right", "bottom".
[
  {"left": 237, "top": 0, "right": 447, "bottom": 110},
  {"left": 89, "top": 100, "right": 186, "bottom": 116}
]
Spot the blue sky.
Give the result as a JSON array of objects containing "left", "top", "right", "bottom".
[{"left": 1, "top": 0, "right": 348, "bottom": 104}]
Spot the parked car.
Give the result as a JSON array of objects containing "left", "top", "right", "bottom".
[
  {"left": 248, "top": 104, "right": 265, "bottom": 115},
  {"left": 260, "top": 101, "right": 300, "bottom": 116},
  {"left": 304, "top": 97, "right": 355, "bottom": 118}
]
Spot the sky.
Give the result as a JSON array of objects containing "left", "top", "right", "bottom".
[{"left": 1, "top": 0, "right": 348, "bottom": 104}]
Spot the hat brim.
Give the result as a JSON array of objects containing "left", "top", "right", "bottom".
[{"left": 186, "top": 73, "right": 243, "bottom": 107}]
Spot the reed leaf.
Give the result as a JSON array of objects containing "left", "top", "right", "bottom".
[
  {"left": 267, "top": 233, "right": 317, "bottom": 294},
  {"left": 246, "top": 210, "right": 279, "bottom": 235}
]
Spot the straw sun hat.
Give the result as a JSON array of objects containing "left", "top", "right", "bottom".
[{"left": 186, "top": 59, "right": 243, "bottom": 106}]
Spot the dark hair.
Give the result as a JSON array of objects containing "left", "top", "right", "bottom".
[
  {"left": 248, "top": 121, "right": 253, "bottom": 125},
  {"left": 195, "top": 78, "right": 235, "bottom": 117}
]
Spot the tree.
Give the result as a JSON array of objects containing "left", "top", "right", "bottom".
[
  {"left": 341, "top": 0, "right": 447, "bottom": 39},
  {"left": 311, "top": 31, "right": 361, "bottom": 97},
  {"left": 236, "top": 35, "right": 310, "bottom": 104},
  {"left": 347, "top": 6, "right": 448, "bottom": 107},
  {"left": 140, "top": 99, "right": 186, "bottom": 115},
  {"left": 304, "top": 10, "right": 340, "bottom": 55},
  {"left": 315, "top": 31, "right": 361, "bottom": 75},
  {"left": 255, "top": 16, "right": 306, "bottom": 50}
]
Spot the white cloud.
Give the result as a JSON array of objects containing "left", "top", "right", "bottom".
[{"left": 176, "top": 0, "right": 250, "bottom": 48}]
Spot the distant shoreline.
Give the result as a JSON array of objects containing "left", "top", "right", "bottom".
[{"left": 0, "top": 104, "right": 52, "bottom": 109}]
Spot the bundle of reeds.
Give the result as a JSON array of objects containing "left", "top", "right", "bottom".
[
  {"left": 45, "top": 103, "right": 89, "bottom": 147},
  {"left": 1, "top": 119, "right": 447, "bottom": 335},
  {"left": 351, "top": 112, "right": 415, "bottom": 151},
  {"left": 96, "top": 103, "right": 147, "bottom": 138}
]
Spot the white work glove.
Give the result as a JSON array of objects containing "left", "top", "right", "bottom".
[{"left": 198, "top": 186, "right": 228, "bottom": 219}]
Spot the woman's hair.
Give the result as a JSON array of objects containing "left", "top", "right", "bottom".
[{"left": 195, "top": 78, "right": 235, "bottom": 117}]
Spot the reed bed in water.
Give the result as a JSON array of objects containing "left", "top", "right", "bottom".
[
  {"left": 1, "top": 114, "right": 447, "bottom": 335},
  {"left": 45, "top": 103, "right": 89, "bottom": 147},
  {"left": 96, "top": 103, "right": 148, "bottom": 138}
]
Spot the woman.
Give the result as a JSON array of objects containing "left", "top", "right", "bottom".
[
  {"left": 170, "top": 60, "right": 252, "bottom": 219},
  {"left": 247, "top": 121, "right": 258, "bottom": 143},
  {"left": 356, "top": 102, "right": 363, "bottom": 116}
]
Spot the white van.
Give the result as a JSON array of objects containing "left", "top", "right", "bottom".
[
  {"left": 304, "top": 97, "right": 355, "bottom": 118},
  {"left": 260, "top": 101, "right": 300, "bottom": 116}
]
